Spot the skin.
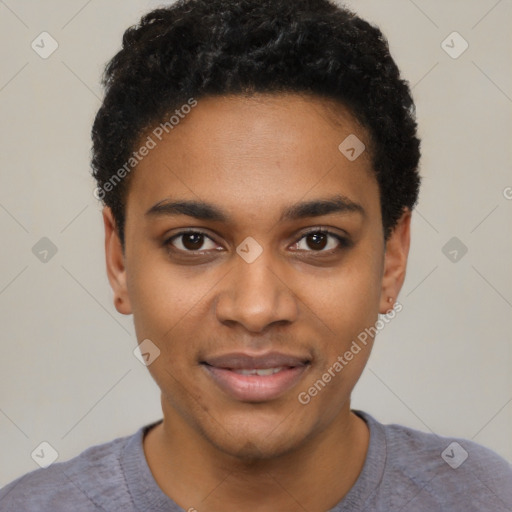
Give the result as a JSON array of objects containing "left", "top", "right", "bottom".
[{"left": 103, "top": 93, "right": 411, "bottom": 512}]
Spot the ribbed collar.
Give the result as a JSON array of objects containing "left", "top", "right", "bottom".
[{"left": 121, "top": 409, "right": 387, "bottom": 512}]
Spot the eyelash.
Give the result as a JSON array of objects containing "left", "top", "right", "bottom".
[{"left": 163, "top": 227, "right": 351, "bottom": 257}]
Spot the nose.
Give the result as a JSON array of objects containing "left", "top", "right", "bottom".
[{"left": 214, "top": 247, "right": 299, "bottom": 333}]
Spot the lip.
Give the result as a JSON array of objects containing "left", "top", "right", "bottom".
[{"left": 200, "top": 351, "right": 311, "bottom": 402}]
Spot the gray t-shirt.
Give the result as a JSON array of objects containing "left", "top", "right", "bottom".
[{"left": 1, "top": 409, "right": 511, "bottom": 511}]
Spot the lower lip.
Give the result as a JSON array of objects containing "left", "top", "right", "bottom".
[{"left": 202, "top": 364, "right": 309, "bottom": 402}]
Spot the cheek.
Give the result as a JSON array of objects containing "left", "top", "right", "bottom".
[
  {"left": 126, "top": 263, "right": 183, "bottom": 353},
  {"left": 126, "top": 257, "right": 229, "bottom": 387},
  {"left": 302, "top": 250, "right": 383, "bottom": 340},
  {"left": 295, "top": 257, "right": 382, "bottom": 415},
  {"left": 297, "top": 252, "right": 383, "bottom": 404}
]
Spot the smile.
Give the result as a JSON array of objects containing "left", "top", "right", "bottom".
[{"left": 200, "top": 351, "right": 311, "bottom": 402}]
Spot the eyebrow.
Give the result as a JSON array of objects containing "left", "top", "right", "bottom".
[{"left": 145, "top": 194, "right": 365, "bottom": 222}]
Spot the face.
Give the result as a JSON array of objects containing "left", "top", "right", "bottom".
[{"left": 104, "top": 93, "right": 410, "bottom": 460}]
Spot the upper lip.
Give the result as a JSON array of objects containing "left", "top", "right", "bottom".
[{"left": 201, "top": 351, "right": 311, "bottom": 370}]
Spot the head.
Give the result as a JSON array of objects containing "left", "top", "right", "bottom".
[{"left": 93, "top": 0, "right": 420, "bottom": 460}]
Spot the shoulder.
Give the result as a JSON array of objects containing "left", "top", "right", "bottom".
[
  {"left": 358, "top": 410, "right": 512, "bottom": 511},
  {"left": 0, "top": 429, "right": 139, "bottom": 512}
]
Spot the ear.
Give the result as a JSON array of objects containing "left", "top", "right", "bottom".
[
  {"left": 103, "top": 206, "right": 132, "bottom": 315},
  {"left": 379, "top": 208, "right": 411, "bottom": 314}
]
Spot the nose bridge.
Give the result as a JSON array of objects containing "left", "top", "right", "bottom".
[{"left": 215, "top": 241, "right": 298, "bottom": 332}]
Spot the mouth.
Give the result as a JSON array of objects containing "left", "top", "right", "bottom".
[{"left": 200, "top": 352, "right": 311, "bottom": 402}]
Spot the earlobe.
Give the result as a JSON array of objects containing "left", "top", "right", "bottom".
[
  {"left": 379, "top": 208, "right": 411, "bottom": 314},
  {"left": 103, "top": 206, "right": 132, "bottom": 315}
]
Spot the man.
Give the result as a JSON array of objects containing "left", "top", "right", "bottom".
[{"left": 1, "top": 0, "right": 511, "bottom": 510}]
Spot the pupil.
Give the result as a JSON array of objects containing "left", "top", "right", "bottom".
[
  {"left": 184, "top": 233, "right": 203, "bottom": 250},
  {"left": 308, "top": 233, "right": 327, "bottom": 250}
]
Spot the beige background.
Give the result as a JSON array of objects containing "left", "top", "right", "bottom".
[{"left": 0, "top": 0, "right": 511, "bottom": 486}]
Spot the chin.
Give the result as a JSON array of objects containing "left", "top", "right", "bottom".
[
  {"left": 215, "top": 433, "right": 299, "bottom": 461},
  {"left": 199, "top": 412, "right": 307, "bottom": 461}
]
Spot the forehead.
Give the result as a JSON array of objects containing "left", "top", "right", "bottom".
[{"left": 125, "top": 93, "right": 378, "bottom": 225}]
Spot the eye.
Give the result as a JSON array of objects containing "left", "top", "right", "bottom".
[
  {"left": 165, "top": 230, "right": 219, "bottom": 253},
  {"left": 291, "top": 228, "right": 350, "bottom": 253},
  {"left": 164, "top": 227, "right": 350, "bottom": 256}
]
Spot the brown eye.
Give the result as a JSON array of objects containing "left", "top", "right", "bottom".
[
  {"left": 181, "top": 233, "right": 205, "bottom": 250},
  {"left": 165, "top": 231, "right": 218, "bottom": 252},
  {"left": 305, "top": 232, "right": 328, "bottom": 251},
  {"left": 293, "top": 229, "right": 348, "bottom": 253}
]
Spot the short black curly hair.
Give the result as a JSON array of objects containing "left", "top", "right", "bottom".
[{"left": 91, "top": 0, "right": 421, "bottom": 247}]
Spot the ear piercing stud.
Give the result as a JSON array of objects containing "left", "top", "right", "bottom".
[{"left": 387, "top": 296, "right": 393, "bottom": 303}]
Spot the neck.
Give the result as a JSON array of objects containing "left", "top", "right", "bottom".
[{"left": 143, "top": 400, "right": 369, "bottom": 512}]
